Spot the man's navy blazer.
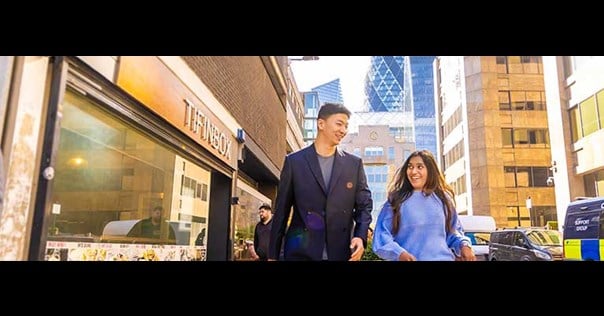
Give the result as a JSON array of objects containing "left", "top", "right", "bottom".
[{"left": 268, "top": 145, "right": 373, "bottom": 261}]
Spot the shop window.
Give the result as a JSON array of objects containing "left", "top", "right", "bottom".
[{"left": 44, "top": 89, "right": 211, "bottom": 261}]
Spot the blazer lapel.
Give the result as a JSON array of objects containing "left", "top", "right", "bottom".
[
  {"left": 304, "top": 145, "right": 328, "bottom": 194},
  {"left": 327, "top": 147, "right": 345, "bottom": 196}
]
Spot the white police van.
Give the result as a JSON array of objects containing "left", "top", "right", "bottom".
[{"left": 458, "top": 215, "right": 496, "bottom": 261}]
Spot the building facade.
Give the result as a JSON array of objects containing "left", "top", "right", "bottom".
[
  {"left": 302, "top": 78, "right": 344, "bottom": 146},
  {"left": 542, "top": 56, "right": 604, "bottom": 225},
  {"left": 312, "top": 78, "right": 343, "bottom": 107},
  {"left": 405, "top": 56, "right": 437, "bottom": 155},
  {"left": 340, "top": 124, "right": 415, "bottom": 226},
  {"left": 435, "top": 56, "right": 556, "bottom": 228},
  {"left": 0, "top": 56, "right": 301, "bottom": 261}
]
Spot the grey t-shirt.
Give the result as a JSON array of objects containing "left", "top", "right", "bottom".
[
  {"left": 317, "top": 152, "right": 334, "bottom": 260},
  {"left": 317, "top": 153, "right": 334, "bottom": 189}
]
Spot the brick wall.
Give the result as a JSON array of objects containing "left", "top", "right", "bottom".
[{"left": 182, "top": 56, "right": 287, "bottom": 171}]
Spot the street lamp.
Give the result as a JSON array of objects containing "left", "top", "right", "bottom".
[{"left": 289, "top": 56, "right": 320, "bottom": 61}]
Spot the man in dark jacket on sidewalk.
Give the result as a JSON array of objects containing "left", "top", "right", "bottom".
[{"left": 253, "top": 203, "right": 273, "bottom": 261}]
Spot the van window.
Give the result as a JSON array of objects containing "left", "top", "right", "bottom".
[
  {"left": 466, "top": 232, "right": 490, "bottom": 245},
  {"left": 490, "top": 233, "right": 500, "bottom": 244},
  {"left": 526, "top": 230, "right": 561, "bottom": 246},
  {"left": 500, "top": 232, "right": 513, "bottom": 245},
  {"left": 513, "top": 232, "right": 525, "bottom": 246},
  {"left": 600, "top": 214, "right": 604, "bottom": 238},
  {"left": 564, "top": 210, "right": 600, "bottom": 239}
]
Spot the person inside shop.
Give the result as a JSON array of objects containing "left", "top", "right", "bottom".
[
  {"left": 372, "top": 150, "right": 476, "bottom": 261},
  {"left": 195, "top": 227, "right": 206, "bottom": 246},
  {"left": 128, "top": 205, "right": 176, "bottom": 242}
]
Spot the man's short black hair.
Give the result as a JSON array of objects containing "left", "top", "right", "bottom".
[
  {"left": 317, "top": 103, "right": 351, "bottom": 120},
  {"left": 259, "top": 203, "right": 272, "bottom": 211}
]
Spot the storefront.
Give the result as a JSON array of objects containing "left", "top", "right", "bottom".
[
  {"left": 232, "top": 180, "right": 272, "bottom": 260},
  {"left": 26, "top": 57, "right": 239, "bottom": 261}
]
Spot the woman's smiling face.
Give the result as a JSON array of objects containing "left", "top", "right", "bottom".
[{"left": 406, "top": 155, "right": 428, "bottom": 191}]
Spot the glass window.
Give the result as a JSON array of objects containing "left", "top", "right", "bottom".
[
  {"left": 597, "top": 170, "right": 604, "bottom": 197},
  {"left": 507, "top": 56, "right": 523, "bottom": 74},
  {"left": 304, "top": 119, "right": 313, "bottom": 130},
  {"left": 45, "top": 89, "right": 210, "bottom": 261},
  {"left": 403, "top": 149, "right": 411, "bottom": 161},
  {"left": 0, "top": 56, "right": 14, "bottom": 137},
  {"left": 502, "top": 128, "right": 513, "bottom": 147},
  {"left": 364, "top": 146, "right": 383, "bottom": 156},
  {"left": 510, "top": 91, "right": 526, "bottom": 110},
  {"left": 569, "top": 106, "right": 581, "bottom": 143},
  {"left": 506, "top": 207, "right": 520, "bottom": 227},
  {"left": 526, "top": 91, "right": 543, "bottom": 110},
  {"left": 565, "top": 210, "right": 600, "bottom": 240},
  {"left": 233, "top": 184, "right": 271, "bottom": 261},
  {"left": 572, "top": 56, "right": 596, "bottom": 72},
  {"left": 499, "top": 91, "right": 511, "bottom": 110},
  {"left": 530, "top": 129, "right": 549, "bottom": 147},
  {"left": 526, "top": 230, "right": 562, "bottom": 246},
  {"left": 496, "top": 56, "right": 508, "bottom": 73},
  {"left": 516, "top": 167, "right": 531, "bottom": 187},
  {"left": 514, "top": 129, "right": 529, "bottom": 145},
  {"left": 532, "top": 167, "right": 549, "bottom": 187},
  {"left": 597, "top": 90, "right": 604, "bottom": 131},
  {"left": 504, "top": 167, "right": 516, "bottom": 187},
  {"left": 580, "top": 96, "right": 598, "bottom": 136}
]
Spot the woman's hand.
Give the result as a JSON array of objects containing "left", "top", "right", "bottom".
[
  {"left": 459, "top": 245, "right": 476, "bottom": 261},
  {"left": 398, "top": 251, "right": 416, "bottom": 261}
]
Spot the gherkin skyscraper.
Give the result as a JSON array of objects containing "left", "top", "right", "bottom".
[{"left": 364, "top": 56, "right": 409, "bottom": 112}]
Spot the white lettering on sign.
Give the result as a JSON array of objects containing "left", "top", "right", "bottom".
[
  {"left": 576, "top": 226, "right": 588, "bottom": 231},
  {"left": 184, "top": 99, "right": 232, "bottom": 160},
  {"left": 574, "top": 218, "right": 590, "bottom": 225}
]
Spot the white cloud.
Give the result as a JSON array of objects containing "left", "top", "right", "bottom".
[{"left": 290, "top": 56, "right": 371, "bottom": 112}]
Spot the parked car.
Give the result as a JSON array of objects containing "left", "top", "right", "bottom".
[
  {"left": 563, "top": 197, "right": 604, "bottom": 261},
  {"left": 489, "top": 227, "right": 563, "bottom": 261},
  {"left": 458, "top": 215, "right": 496, "bottom": 261}
]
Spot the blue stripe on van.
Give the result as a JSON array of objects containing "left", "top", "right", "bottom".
[{"left": 581, "top": 239, "right": 600, "bottom": 261}]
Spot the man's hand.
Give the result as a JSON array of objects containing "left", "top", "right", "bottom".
[{"left": 348, "top": 237, "right": 365, "bottom": 261}]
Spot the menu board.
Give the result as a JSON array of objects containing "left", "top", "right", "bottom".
[{"left": 45, "top": 241, "right": 206, "bottom": 261}]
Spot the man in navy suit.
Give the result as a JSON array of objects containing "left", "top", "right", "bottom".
[{"left": 268, "top": 103, "right": 373, "bottom": 261}]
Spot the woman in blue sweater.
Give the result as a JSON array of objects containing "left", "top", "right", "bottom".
[{"left": 373, "top": 150, "right": 475, "bottom": 261}]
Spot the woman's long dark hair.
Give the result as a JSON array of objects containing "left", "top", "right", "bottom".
[{"left": 388, "top": 150, "right": 456, "bottom": 235}]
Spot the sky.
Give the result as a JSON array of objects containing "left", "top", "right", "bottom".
[{"left": 289, "top": 56, "right": 371, "bottom": 112}]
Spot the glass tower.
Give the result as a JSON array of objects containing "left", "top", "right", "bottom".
[
  {"left": 303, "top": 78, "right": 344, "bottom": 146},
  {"left": 312, "top": 78, "right": 343, "bottom": 106},
  {"left": 364, "top": 56, "right": 408, "bottom": 112},
  {"left": 405, "top": 56, "right": 437, "bottom": 155}
]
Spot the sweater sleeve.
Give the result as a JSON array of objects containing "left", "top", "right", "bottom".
[
  {"left": 446, "top": 210, "right": 472, "bottom": 257},
  {"left": 372, "top": 201, "right": 408, "bottom": 261}
]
